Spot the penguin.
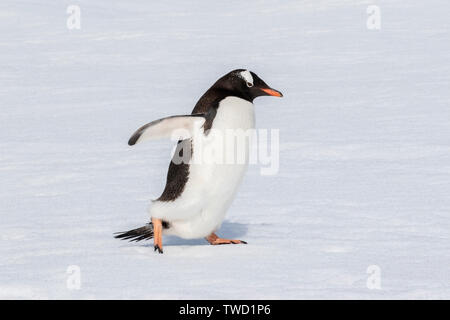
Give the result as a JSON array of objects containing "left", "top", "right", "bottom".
[{"left": 115, "top": 69, "right": 283, "bottom": 253}]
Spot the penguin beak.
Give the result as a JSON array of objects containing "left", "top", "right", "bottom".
[{"left": 260, "top": 87, "right": 283, "bottom": 97}]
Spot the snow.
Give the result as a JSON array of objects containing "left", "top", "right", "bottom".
[{"left": 1, "top": 0, "right": 450, "bottom": 299}]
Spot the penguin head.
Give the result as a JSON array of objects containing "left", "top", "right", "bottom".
[{"left": 215, "top": 69, "right": 283, "bottom": 102}]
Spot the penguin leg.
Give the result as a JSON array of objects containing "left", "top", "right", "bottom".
[
  {"left": 205, "top": 232, "right": 247, "bottom": 245},
  {"left": 152, "top": 217, "right": 163, "bottom": 253}
]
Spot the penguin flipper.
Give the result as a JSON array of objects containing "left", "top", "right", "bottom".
[{"left": 128, "top": 114, "right": 206, "bottom": 146}]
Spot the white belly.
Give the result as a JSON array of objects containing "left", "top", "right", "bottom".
[{"left": 151, "top": 96, "right": 255, "bottom": 238}]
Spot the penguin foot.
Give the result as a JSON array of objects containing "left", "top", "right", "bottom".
[
  {"left": 152, "top": 217, "right": 163, "bottom": 254},
  {"left": 154, "top": 245, "right": 163, "bottom": 254},
  {"left": 205, "top": 233, "right": 247, "bottom": 245}
]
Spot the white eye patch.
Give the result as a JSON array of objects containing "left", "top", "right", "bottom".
[{"left": 239, "top": 70, "right": 253, "bottom": 87}]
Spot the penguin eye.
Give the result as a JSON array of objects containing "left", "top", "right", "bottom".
[{"left": 246, "top": 82, "right": 253, "bottom": 88}]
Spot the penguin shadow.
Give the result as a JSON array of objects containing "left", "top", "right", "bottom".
[{"left": 164, "top": 221, "right": 249, "bottom": 246}]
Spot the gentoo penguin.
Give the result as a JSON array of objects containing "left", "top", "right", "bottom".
[{"left": 115, "top": 69, "right": 282, "bottom": 253}]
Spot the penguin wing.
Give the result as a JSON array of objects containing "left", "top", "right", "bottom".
[{"left": 128, "top": 114, "right": 206, "bottom": 146}]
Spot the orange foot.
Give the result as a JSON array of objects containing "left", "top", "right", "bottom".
[
  {"left": 205, "top": 232, "right": 247, "bottom": 245},
  {"left": 152, "top": 217, "right": 163, "bottom": 254}
]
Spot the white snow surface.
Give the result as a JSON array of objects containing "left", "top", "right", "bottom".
[{"left": 1, "top": 0, "right": 449, "bottom": 299}]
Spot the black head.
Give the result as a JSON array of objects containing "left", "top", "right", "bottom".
[{"left": 212, "top": 69, "right": 283, "bottom": 102}]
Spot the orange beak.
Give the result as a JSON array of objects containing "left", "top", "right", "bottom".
[{"left": 261, "top": 88, "right": 283, "bottom": 97}]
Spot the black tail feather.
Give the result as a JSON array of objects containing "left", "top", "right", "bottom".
[{"left": 114, "top": 223, "right": 154, "bottom": 242}]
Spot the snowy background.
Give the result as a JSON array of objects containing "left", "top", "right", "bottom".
[{"left": 1, "top": 0, "right": 449, "bottom": 299}]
